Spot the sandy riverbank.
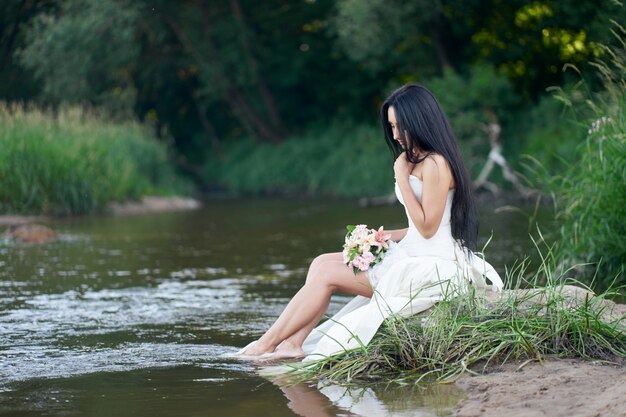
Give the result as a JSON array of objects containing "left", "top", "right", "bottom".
[
  {"left": 0, "top": 196, "right": 200, "bottom": 225},
  {"left": 107, "top": 196, "right": 200, "bottom": 215},
  {"left": 454, "top": 357, "right": 626, "bottom": 417},
  {"left": 453, "top": 296, "right": 626, "bottom": 417}
]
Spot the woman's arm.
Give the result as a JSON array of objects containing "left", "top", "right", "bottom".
[
  {"left": 386, "top": 227, "right": 409, "bottom": 243},
  {"left": 396, "top": 155, "right": 452, "bottom": 239}
]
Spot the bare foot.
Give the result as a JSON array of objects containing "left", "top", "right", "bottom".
[
  {"left": 239, "top": 340, "right": 276, "bottom": 356},
  {"left": 267, "top": 341, "right": 305, "bottom": 359}
]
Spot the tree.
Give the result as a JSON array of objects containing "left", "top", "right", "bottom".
[
  {"left": 0, "top": 0, "right": 57, "bottom": 101},
  {"left": 17, "top": 0, "right": 140, "bottom": 113},
  {"left": 330, "top": 0, "right": 452, "bottom": 76}
]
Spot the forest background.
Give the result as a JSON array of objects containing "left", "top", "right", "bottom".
[{"left": 1, "top": 0, "right": 624, "bottom": 286}]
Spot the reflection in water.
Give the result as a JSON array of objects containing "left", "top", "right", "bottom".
[
  {"left": 270, "top": 374, "right": 465, "bottom": 417},
  {"left": 278, "top": 381, "right": 356, "bottom": 417}
]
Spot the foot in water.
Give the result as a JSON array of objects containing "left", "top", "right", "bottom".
[
  {"left": 266, "top": 341, "right": 305, "bottom": 359},
  {"left": 238, "top": 340, "right": 275, "bottom": 356}
]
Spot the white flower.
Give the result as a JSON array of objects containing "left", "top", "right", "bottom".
[{"left": 588, "top": 116, "right": 612, "bottom": 134}]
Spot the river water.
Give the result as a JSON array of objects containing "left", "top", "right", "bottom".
[{"left": 0, "top": 197, "right": 547, "bottom": 416}]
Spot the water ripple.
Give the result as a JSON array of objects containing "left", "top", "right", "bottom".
[
  {"left": 0, "top": 342, "right": 246, "bottom": 387},
  {"left": 0, "top": 279, "right": 248, "bottom": 343}
]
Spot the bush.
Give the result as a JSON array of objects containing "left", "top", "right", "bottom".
[
  {"left": 204, "top": 120, "right": 393, "bottom": 198},
  {"left": 517, "top": 92, "right": 585, "bottom": 177},
  {"left": 0, "top": 103, "right": 192, "bottom": 215}
]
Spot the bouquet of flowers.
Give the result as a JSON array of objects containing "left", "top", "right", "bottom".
[{"left": 342, "top": 224, "right": 392, "bottom": 275}]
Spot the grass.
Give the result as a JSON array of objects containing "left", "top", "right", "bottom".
[
  {"left": 0, "top": 103, "right": 193, "bottom": 215},
  {"left": 544, "top": 20, "right": 626, "bottom": 288},
  {"left": 281, "top": 235, "right": 626, "bottom": 385}
]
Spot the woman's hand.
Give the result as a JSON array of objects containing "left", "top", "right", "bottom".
[
  {"left": 396, "top": 154, "right": 453, "bottom": 239},
  {"left": 394, "top": 152, "right": 416, "bottom": 181}
]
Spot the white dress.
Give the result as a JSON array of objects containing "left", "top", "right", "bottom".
[{"left": 300, "top": 175, "right": 504, "bottom": 361}]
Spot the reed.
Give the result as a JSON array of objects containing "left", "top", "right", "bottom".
[
  {"left": 0, "top": 103, "right": 192, "bottom": 215},
  {"left": 546, "top": 20, "right": 626, "bottom": 288}
]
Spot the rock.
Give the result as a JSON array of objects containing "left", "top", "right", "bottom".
[
  {"left": 3, "top": 223, "right": 57, "bottom": 244},
  {"left": 473, "top": 285, "right": 625, "bottom": 326}
]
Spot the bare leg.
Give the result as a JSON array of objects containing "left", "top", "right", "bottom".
[
  {"left": 270, "top": 295, "right": 331, "bottom": 358},
  {"left": 242, "top": 252, "right": 373, "bottom": 356},
  {"left": 274, "top": 255, "right": 345, "bottom": 353},
  {"left": 271, "top": 255, "right": 375, "bottom": 358},
  {"left": 275, "top": 379, "right": 338, "bottom": 417}
]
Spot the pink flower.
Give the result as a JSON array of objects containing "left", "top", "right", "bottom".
[
  {"left": 353, "top": 252, "right": 374, "bottom": 271},
  {"left": 374, "top": 225, "right": 392, "bottom": 242},
  {"left": 352, "top": 256, "right": 364, "bottom": 271},
  {"left": 362, "top": 251, "right": 375, "bottom": 264}
]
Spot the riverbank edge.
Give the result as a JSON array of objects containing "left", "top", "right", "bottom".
[
  {"left": 0, "top": 195, "right": 201, "bottom": 225},
  {"left": 0, "top": 186, "right": 549, "bottom": 224},
  {"left": 202, "top": 185, "right": 552, "bottom": 205},
  {"left": 452, "top": 298, "right": 626, "bottom": 417},
  {"left": 453, "top": 355, "right": 626, "bottom": 417}
]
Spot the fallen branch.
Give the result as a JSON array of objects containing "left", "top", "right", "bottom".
[{"left": 474, "top": 110, "right": 533, "bottom": 197}]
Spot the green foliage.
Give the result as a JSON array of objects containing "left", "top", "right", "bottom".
[
  {"left": 331, "top": 0, "right": 443, "bottom": 74},
  {"left": 5, "top": 0, "right": 624, "bottom": 163},
  {"left": 517, "top": 92, "right": 585, "bottom": 176},
  {"left": 456, "top": 0, "right": 626, "bottom": 98},
  {"left": 4, "top": 0, "right": 626, "bottom": 205},
  {"left": 549, "top": 22, "right": 626, "bottom": 287},
  {"left": 204, "top": 65, "right": 527, "bottom": 196},
  {"left": 0, "top": 1, "right": 54, "bottom": 102},
  {"left": 204, "top": 121, "right": 392, "bottom": 197},
  {"left": 0, "top": 104, "right": 192, "bottom": 215},
  {"left": 16, "top": 0, "right": 140, "bottom": 115},
  {"left": 428, "top": 64, "right": 520, "bottom": 130},
  {"left": 426, "top": 64, "right": 521, "bottom": 175}
]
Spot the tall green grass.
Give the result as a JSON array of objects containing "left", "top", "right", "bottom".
[
  {"left": 284, "top": 238, "right": 626, "bottom": 384},
  {"left": 0, "top": 103, "right": 192, "bottom": 215},
  {"left": 546, "top": 21, "right": 626, "bottom": 288}
]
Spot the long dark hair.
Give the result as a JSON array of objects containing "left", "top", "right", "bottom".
[{"left": 380, "top": 83, "right": 478, "bottom": 252}]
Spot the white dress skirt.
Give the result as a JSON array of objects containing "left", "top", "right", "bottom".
[{"left": 300, "top": 175, "right": 503, "bottom": 362}]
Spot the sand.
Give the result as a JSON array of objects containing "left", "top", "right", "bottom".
[
  {"left": 453, "top": 299, "right": 626, "bottom": 417},
  {"left": 0, "top": 196, "right": 201, "bottom": 225},
  {"left": 108, "top": 196, "right": 200, "bottom": 215},
  {"left": 0, "top": 215, "right": 47, "bottom": 226},
  {"left": 454, "top": 358, "right": 626, "bottom": 417}
]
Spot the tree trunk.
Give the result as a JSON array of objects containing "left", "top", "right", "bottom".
[
  {"left": 230, "top": 0, "right": 288, "bottom": 139},
  {"left": 190, "top": 88, "right": 223, "bottom": 154},
  {"left": 430, "top": 24, "right": 451, "bottom": 71},
  {"left": 167, "top": 13, "right": 283, "bottom": 144}
]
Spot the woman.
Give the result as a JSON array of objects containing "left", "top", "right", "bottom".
[{"left": 237, "top": 84, "right": 503, "bottom": 360}]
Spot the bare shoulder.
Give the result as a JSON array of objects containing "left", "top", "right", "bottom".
[{"left": 422, "top": 153, "right": 454, "bottom": 188}]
